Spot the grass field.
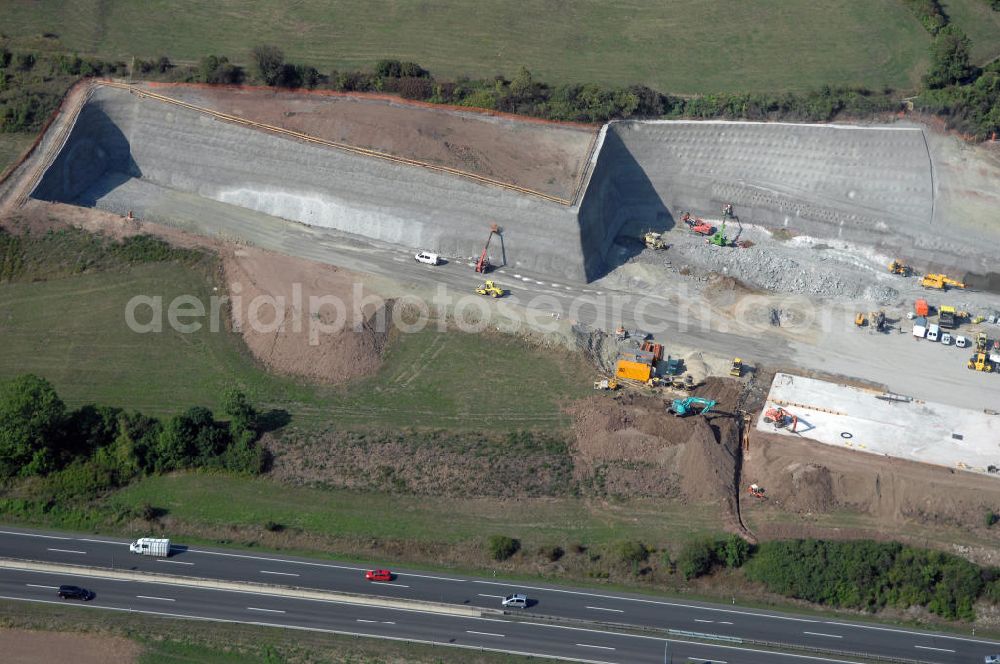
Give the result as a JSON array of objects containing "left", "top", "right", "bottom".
[
  {"left": 0, "top": 255, "right": 589, "bottom": 428},
  {"left": 107, "top": 472, "right": 719, "bottom": 549},
  {"left": 3, "top": 0, "right": 936, "bottom": 94},
  {"left": 0, "top": 133, "right": 34, "bottom": 173},
  {"left": 942, "top": 0, "right": 1000, "bottom": 64}
]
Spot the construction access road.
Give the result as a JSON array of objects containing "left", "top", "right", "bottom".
[
  {"left": 102, "top": 187, "right": 1000, "bottom": 413},
  {"left": 1, "top": 526, "right": 997, "bottom": 663}
]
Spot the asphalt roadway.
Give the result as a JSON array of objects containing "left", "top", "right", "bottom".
[{"left": 1, "top": 526, "right": 997, "bottom": 663}]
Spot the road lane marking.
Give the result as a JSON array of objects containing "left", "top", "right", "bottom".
[
  {"left": 470, "top": 579, "right": 821, "bottom": 623},
  {"left": 823, "top": 620, "right": 1000, "bottom": 645},
  {"left": 26, "top": 584, "right": 59, "bottom": 589},
  {"left": 156, "top": 559, "right": 194, "bottom": 565},
  {"left": 914, "top": 646, "right": 955, "bottom": 653},
  {"left": 371, "top": 582, "right": 410, "bottom": 588},
  {"left": 398, "top": 573, "right": 464, "bottom": 582},
  {"left": 357, "top": 619, "right": 378, "bottom": 623},
  {"left": 46, "top": 548, "right": 86, "bottom": 554},
  {"left": 803, "top": 631, "right": 842, "bottom": 639},
  {"left": 576, "top": 643, "right": 615, "bottom": 651},
  {"left": 688, "top": 659, "right": 726, "bottom": 664},
  {"left": 260, "top": 570, "right": 300, "bottom": 577},
  {"left": 0, "top": 530, "right": 70, "bottom": 540},
  {"left": 136, "top": 595, "right": 175, "bottom": 602},
  {"left": 188, "top": 549, "right": 365, "bottom": 572},
  {"left": 467, "top": 630, "right": 505, "bottom": 638},
  {"left": 478, "top": 594, "right": 503, "bottom": 599},
  {"left": 694, "top": 619, "right": 713, "bottom": 623},
  {"left": 78, "top": 538, "right": 124, "bottom": 545},
  {"left": 247, "top": 607, "right": 285, "bottom": 614},
  {"left": 585, "top": 606, "right": 624, "bottom": 613},
  {"left": 382, "top": 621, "right": 395, "bottom": 625},
  {"left": 719, "top": 621, "right": 733, "bottom": 625}
]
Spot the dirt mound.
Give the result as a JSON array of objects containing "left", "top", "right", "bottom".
[
  {"left": 2, "top": 628, "right": 140, "bottom": 664},
  {"left": 224, "top": 247, "right": 391, "bottom": 383},
  {"left": 569, "top": 377, "right": 744, "bottom": 505}
]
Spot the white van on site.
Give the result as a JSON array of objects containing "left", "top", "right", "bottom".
[
  {"left": 501, "top": 593, "right": 528, "bottom": 608},
  {"left": 956, "top": 335, "right": 969, "bottom": 348},
  {"left": 414, "top": 251, "right": 440, "bottom": 265},
  {"left": 927, "top": 324, "right": 940, "bottom": 342}
]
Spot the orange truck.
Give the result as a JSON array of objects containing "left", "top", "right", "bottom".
[{"left": 914, "top": 298, "right": 929, "bottom": 317}]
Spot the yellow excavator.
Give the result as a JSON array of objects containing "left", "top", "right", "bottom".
[
  {"left": 968, "top": 352, "right": 994, "bottom": 372},
  {"left": 475, "top": 280, "right": 504, "bottom": 298},
  {"left": 921, "top": 273, "right": 966, "bottom": 290}
]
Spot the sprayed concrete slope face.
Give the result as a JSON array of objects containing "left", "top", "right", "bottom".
[
  {"left": 31, "top": 86, "right": 609, "bottom": 281},
  {"left": 598, "top": 121, "right": 993, "bottom": 268}
]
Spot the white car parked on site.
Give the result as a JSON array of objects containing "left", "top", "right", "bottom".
[{"left": 414, "top": 251, "right": 440, "bottom": 265}]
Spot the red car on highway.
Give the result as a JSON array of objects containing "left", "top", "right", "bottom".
[{"left": 364, "top": 569, "right": 393, "bottom": 582}]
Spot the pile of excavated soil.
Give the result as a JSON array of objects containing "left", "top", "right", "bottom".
[
  {"left": 569, "top": 377, "right": 743, "bottom": 502},
  {"left": 3, "top": 629, "right": 141, "bottom": 664},
  {"left": 144, "top": 83, "right": 596, "bottom": 201},
  {"left": 223, "top": 247, "right": 391, "bottom": 384},
  {"left": 742, "top": 430, "right": 1000, "bottom": 565}
]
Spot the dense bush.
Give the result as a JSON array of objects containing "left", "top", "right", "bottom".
[
  {"left": 615, "top": 540, "right": 649, "bottom": 565},
  {"left": 744, "top": 539, "right": 992, "bottom": 620},
  {"left": 902, "top": 0, "right": 949, "bottom": 34},
  {"left": 924, "top": 27, "right": 978, "bottom": 89},
  {"left": 199, "top": 55, "right": 243, "bottom": 85},
  {"left": 677, "top": 534, "right": 752, "bottom": 580},
  {"left": 487, "top": 535, "right": 521, "bottom": 561},
  {"left": 0, "top": 373, "right": 267, "bottom": 486}
]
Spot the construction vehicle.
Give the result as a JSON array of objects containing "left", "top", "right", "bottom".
[
  {"left": 938, "top": 305, "right": 957, "bottom": 329},
  {"left": 921, "top": 273, "right": 966, "bottom": 291},
  {"left": 474, "top": 224, "right": 502, "bottom": 274},
  {"left": 643, "top": 231, "right": 667, "bottom": 250},
  {"left": 748, "top": 484, "right": 766, "bottom": 499},
  {"left": 869, "top": 310, "right": 886, "bottom": 332},
  {"left": 888, "top": 260, "right": 911, "bottom": 276},
  {"left": 968, "top": 352, "right": 994, "bottom": 372},
  {"left": 914, "top": 299, "right": 929, "bottom": 318},
  {"left": 763, "top": 406, "right": 798, "bottom": 432},
  {"left": 977, "top": 332, "right": 988, "bottom": 352},
  {"left": 912, "top": 316, "right": 928, "bottom": 338},
  {"left": 474, "top": 280, "right": 504, "bottom": 298},
  {"left": 669, "top": 397, "right": 717, "bottom": 417},
  {"left": 708, "top": 220, "right": 728, "bottom": 247},
  {"left": 854, "top": 312, "right": 866, "bottom": 327},
  {"left": 614, "top": 326, "right": 628, "bottom": 341},
  {"left": 682, "top": 212, "right": 714, "bottom": 236},
  {"left": 593, "top": 378, "right": 619, "bottom": 391},
  {"left": 729, "top": 357, "right": 743, "bottom": 377}
]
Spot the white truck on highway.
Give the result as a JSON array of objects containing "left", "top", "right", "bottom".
[{"left": 129, "top": 537, "right": 170, "bottom": 557}]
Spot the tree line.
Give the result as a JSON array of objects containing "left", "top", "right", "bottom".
[{"left": 0, "top": 374, "right": 267, "bottom": 497}]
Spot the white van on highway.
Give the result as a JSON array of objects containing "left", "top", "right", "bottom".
[{"left": 414, "top": 251, "right": 440, "bottom": 265}]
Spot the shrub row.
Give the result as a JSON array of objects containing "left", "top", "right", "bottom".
[{"left": 901, "top": 0, "right": 949, "bottom": 34}]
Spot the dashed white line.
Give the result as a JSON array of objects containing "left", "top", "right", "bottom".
[
  {"left": 803, "top": 631, "right": 843, "bottom": 639},
  {"left": 694, "top": 619, "right": 714, "bottom": 623},
  {"left": 719, "top": 621, "right": 733, "bottom": 625},
  {"left": 576, "top": 643, "right": 615, "bottom": 651},
  {"left": 0, "top": 530, "right": 70, "bottom": 540},
  {"left": 46, "top": 548, "right": 86, "bottom": 554},
  {"left": 136, "top": 595, "right": 175, "bottom": 602},
  {"left": 26, "top": 584, "right": 59, "bottom": 590},
  {"left": 585, "top": 606, "right": 624, "bottom": 613},
  {"left": 688, "top": 659, "right": 726, "bottom": 663},
  {"left": 478, "top": 593, "right": 503, "bottom": 599},
  {"left": 371, "top": 582, "right": 410, "bottom": 588},
  {"left": 260, "top": 570, "right": 299, "bottom": 577},
  {"left": 357, "top": 619, "right": 378, "bottom": 623},
  {"left": 914, "top": 645, "right": 955, "bottom": 653},
  {"left": 247, "top": 607, "right": 285, "bottom": 614},
  {"left": 382, "top": 621, "right": 395, "bottom": 625},
  {"left": 78, "top": 538, "right": 124, "bottom": 545},
  {"left": 467, "top": 630, "right": 505, "bottom": 638},
  {"left": 156, "top": 559, "right": 194, "bottom": 565}
]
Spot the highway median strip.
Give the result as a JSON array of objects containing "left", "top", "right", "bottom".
[{"left": 0, "top": 557, "right": 487, "bottom": 619}]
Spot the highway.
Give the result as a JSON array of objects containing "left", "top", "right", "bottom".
[{"left": 1, "top": 526, "right": 997, "bottom": 663}]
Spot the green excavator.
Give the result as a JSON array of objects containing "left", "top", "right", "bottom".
[
  {"left": 708, "top": 220, "right": 728, "bottom": 247},
  {"left": 669, "top": 397, "right": 717, "bottom": 417}
]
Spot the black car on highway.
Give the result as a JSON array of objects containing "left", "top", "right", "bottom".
[{"left": 57, "top": 585, "right": 91, "bottom": 600}]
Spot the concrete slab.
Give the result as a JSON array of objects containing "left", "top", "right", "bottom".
[{"left": 757, "top": 372, "right": 1000, "bottom": 478}]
